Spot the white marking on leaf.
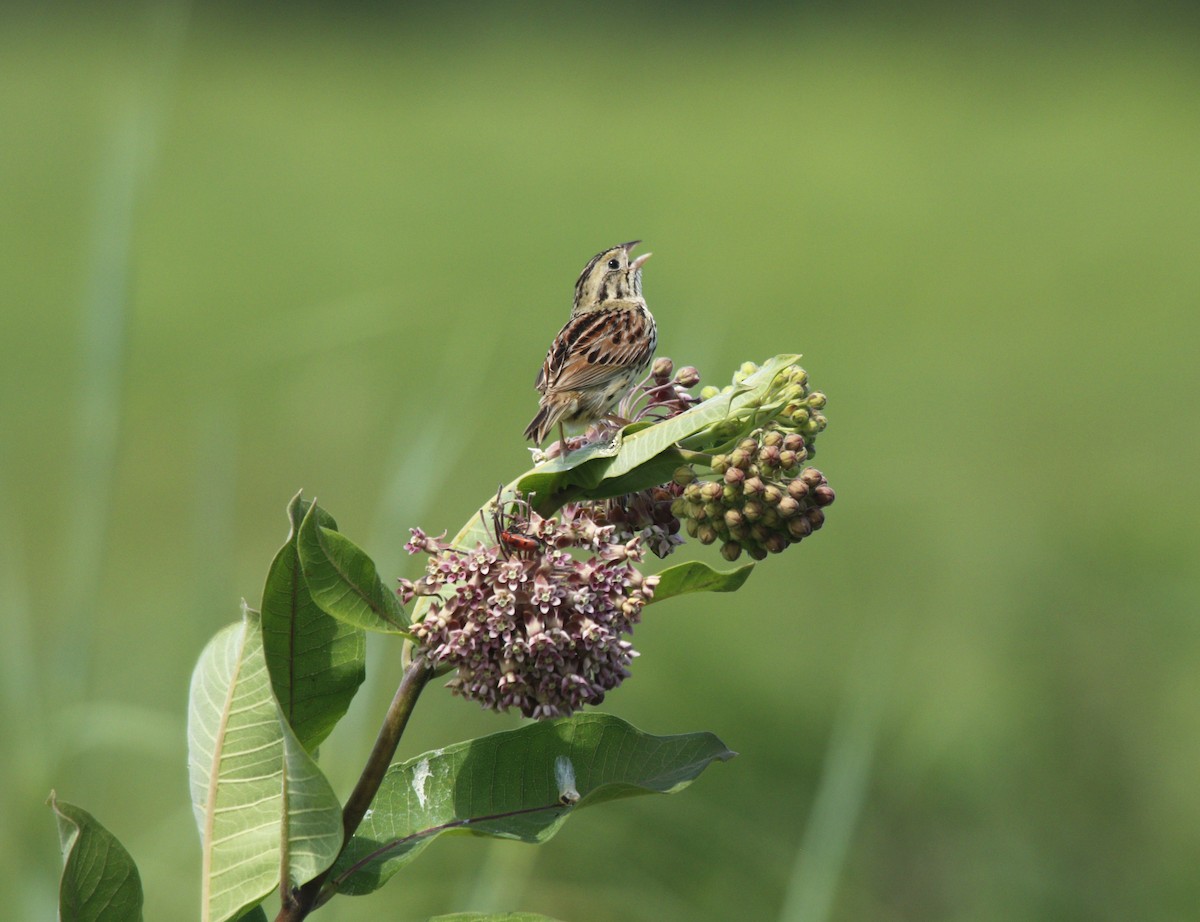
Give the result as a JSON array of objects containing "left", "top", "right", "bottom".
[
  {"left": 412, "top": 759, "right": 432, "bottom": 809},
  {"left": 555, "top": 755, "right": 580, "bottom": 805}
]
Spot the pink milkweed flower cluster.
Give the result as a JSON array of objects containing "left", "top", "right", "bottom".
[{"left": 401, "top": 502, "right": 659, "bottom": 719}]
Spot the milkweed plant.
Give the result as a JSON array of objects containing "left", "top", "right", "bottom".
[{"left": 50, "top": 354, "right": 834, "bottom": 922}]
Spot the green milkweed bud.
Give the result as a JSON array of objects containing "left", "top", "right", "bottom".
[
  {"left": 700, "top": 385, "right": 722, "bottom": 401},
  {"left": 673, "top": 465, "right": 697, "bottom": 486},
  {"left": 720, "top": 541, "right": 743, "bottom": 562},
  {"left": 806, "top": 391, "right": 827, "bottom": 409},
  {"left": 675, "top": 366, "right": 700, "bottom": 388},
  {"left": 652, "top": 357, "right": 674, "bottom": 379},
  {"left": 714, "top": 419, "right": 742, "bottom": 439},
  {"left": 781, "top": 384, "right": 805, "bottom": 403}
]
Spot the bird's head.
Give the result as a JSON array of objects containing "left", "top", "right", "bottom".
[{"left": 572, "top": 240, "right": 651, "bottom": 312}]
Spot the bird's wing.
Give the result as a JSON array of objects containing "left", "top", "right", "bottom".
[{"left": 540, "top": 305, "right": 654, "bottom": 392}]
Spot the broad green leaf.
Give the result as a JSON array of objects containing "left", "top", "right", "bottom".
[
  {"left": 326, "top": 713, "right": 734, "bottom": 896},
  {"left": 429, "top": 914, "right": 565, "bottom": 922},
  {"left": 650, "top": 560, "right": 755, "bottom": 604},
  {"left": 232, "top": 908, "right": 268, "bottom": 922},
  {"left": 188, "top": 607, "right": 343, "bottom": 922},
  {"left": 296, "top": 500, "right": 409, "bottom": 634},
  {"left": 262, "top": 493, "right": 366, "bottom": 751},
  {"left": 51, "top": 794, "right": 144, "bottom": 922}
]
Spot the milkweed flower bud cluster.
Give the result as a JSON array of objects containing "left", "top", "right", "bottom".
[
  {"left": 699, "top": 360, "right": 828, "bottom": 457},
  {"left": 591, "top": 484, "right": 685, "bottom": 559},
  {"left": 592, "top": 358, "right": 833, "bottom": 562},
  {"left": 401, "top": 500, "right": 658, "bottom": 719},
  {"left": 671, "top": 428, "right": 835, "bottom": 561}
]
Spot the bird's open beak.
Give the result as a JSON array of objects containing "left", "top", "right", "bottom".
[{"left": 630, "top": 249, "right": 652, "bottom": 270}]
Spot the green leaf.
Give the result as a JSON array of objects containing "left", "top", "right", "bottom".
[
  {"left": 262, "top": 492, "right": 366, "bottom": 752},
  {"left": 188, "top": 607, "right": 344, "bottom": 922},
  {"left": 51, "top": 794, "right": 144, "bottom": 922},
  {"left": 429, "top": 914, "right": 566, "bottom": 922},
  {"left": 296, "top": 499, "right": 409, "bottom": 634},
  {"left": 650, "top": 560, "right": 756, "bottom": 604},
  {"left": 326, "top": 713, "right": 734, "bottom": 896},
  {"left": 232, "top": 908, "right": 268, "bottom": 922}
]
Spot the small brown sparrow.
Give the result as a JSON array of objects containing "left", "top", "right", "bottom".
[{"left": 524, "top": 241, "right": 656, "bottom": 451}]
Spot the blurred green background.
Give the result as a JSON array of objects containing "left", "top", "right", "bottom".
[{"left": 3, "top": 2, "right": 1198, "bottom": 920}]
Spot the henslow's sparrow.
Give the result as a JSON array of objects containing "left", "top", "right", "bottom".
[{"left": 524, "top": 241, "right": 656, "bottom": 451}]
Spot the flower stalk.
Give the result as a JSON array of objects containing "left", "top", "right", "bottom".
[{"left": 277, "top": 654, "right": 434, "bottom": 921}]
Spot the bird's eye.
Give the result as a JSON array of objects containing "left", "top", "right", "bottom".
[{"left": 607, "top": 258, "right": 620, "bottom": 270}]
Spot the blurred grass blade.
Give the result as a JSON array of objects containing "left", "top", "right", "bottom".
[
  {"left": 777, "top": 639, "right": 892, "bottom": 922},
  {"left": 51, "top": 793, "right": 144, "bottom": 922},
  {"left": 296, "top": 500, "right": 409, "bottom": 634},
  {"left": 262, "top": 492, "right": 366, "bottom": 752},
  {"left": 59, "top": 106, "right": 141, "bottom": 701},
  {"left": 649, "top": 560, "right": 755, "bottom": 604},
  {"left": 59, "top": 0, "right": 190, "bottom": 702},
  {"left": 327, "top": 713, "right": 734, "bottom": 896},
  {"left": 187, "top": 606, "right": 343, "bottom": 922}
]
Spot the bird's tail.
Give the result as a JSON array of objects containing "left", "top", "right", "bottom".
[{"left": 524, "top": 404, "right": 553, "bottom": 444}]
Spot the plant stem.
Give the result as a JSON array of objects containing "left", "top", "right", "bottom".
[
  {"left": 276, "top": 654, "right": 433, "bottom": 922},
  {"left": 674, "top": 448, "right": 714, "bottom": 467}
]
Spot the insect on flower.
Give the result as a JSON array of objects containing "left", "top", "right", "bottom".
[{"left": 489, "top": 486, "right": 544, "bottom": 560}]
